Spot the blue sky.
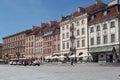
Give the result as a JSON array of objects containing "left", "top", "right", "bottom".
[{"left": 0, "top": 0, "right": 111, "bottom": 43}]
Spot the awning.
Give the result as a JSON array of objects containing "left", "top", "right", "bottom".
[{"left": 89, "top": 46, "right": 114, "bottom": 54}]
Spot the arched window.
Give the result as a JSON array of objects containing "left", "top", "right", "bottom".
[
  {"left": 96, "top": 25, "right": 100, "bottom": 31},
  {"left": 103, "top": 23, "right": 107, "bottom": 30}
]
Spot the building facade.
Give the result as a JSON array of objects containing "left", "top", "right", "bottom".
[
  {"left": 60, "top": 8, "right": 88, "bottom": 57},
  {"left": 88, "top": 0, "right": 120, "bottom": 62},
  {"left": 43, "top": 21, "right": 59, "bottom": 57},
  {"left": 34, "top": 28, "right": 43, "bottom": 59},
  {"left": 0, "top": 43, "right": 2, "bottom": 59},
  {"left": 53, "top": 26, "right": 60, "bottom": 56},
  {"left": 25, "top": 26, "right": 40, "bottom": 58},
  {"left": 3, "top": 30, "right": 32, "bottom": 61}
]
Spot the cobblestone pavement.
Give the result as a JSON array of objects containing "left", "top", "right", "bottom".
[{"left": 0, "top": 63, "right": 120, "bottom": 80}]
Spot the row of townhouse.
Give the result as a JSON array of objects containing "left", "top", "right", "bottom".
[
  {"left": 60, "top": 0, "right": 120, "bottom": 62},
  {"left": 2, "top": 21, "right": 60, "bottom": 62},
  {"left": 2, "top": 0, "right": 120, "bottom": 63}
]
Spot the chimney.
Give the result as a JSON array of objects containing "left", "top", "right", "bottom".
[
  {"left": 96, "top": 0, "right": 102, "bottom": 5},
  {"left": 50, "top": 21, "right": 58, "bottom": 27},
  {"left": 77, "top": 7, "right": 85, "bottom": 14},
  {"left": 40, "top": 23, "right": 49, "bottom": 28}
]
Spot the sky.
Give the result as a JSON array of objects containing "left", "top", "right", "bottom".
[{"left": 0, "top": 0, "right": 112, "bottom": 43}]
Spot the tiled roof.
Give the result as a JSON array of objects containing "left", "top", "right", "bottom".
[
  {"left": 3, "top": 29, "right": 32, "bottom": 39},
  {"left": 88, "top": 4, "right": 119, "bottom": 25},
  {"left": 27, "top": 26, "right": 40, "bottom": 36},
  {"left": 43, "top": 21, "right": 59, "bottom": 32},
  {"left": 86, "top": 3, "right": 107, "bottom": 14},
  {"left": 61, "top": 2, "right": 107, "bottom": 22}
]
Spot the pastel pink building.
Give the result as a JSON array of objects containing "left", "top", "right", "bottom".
[
  {"left": 25, "top": 26, "right": 40, "bottom": 58},
  {"left": 53, "top": 26, "right": 60, "bottom": 56},
  {"left": 43, "top": 21, "right": 59, "bottom": 57}
]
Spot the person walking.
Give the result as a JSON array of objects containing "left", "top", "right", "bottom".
[{"left": 71, "top": 58, "right": 74, "bottom": 66}]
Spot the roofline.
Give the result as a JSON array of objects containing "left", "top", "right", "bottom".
[{"left": 3, "top": 29, "right": 32, "bottom": 39}]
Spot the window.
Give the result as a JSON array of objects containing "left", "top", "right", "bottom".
[
  {"left": 62, "top": 43, "right": 65, "bottom": 49},
  {"left": 54, "top": 45, "right": 56, "bottom": 51},
  {"left": 58, "top": 35, "right": 60, "bottom": 40},
  {"left": 111, "top": 34, "right": 115, "bottom": 42},
  {"left": 54, "top": 36, "right": 56, "bottom": 41},
  {"left": 71, "top": 23, "right": 74, "bottom": 27},
  {"left": 96, "top": 25, "right": 100, "bottom": 31},
  {"left": 77, "top": 40, "right": 80, "bottom": 47},
  {"left": 81, "top": 20, "right": 85, "bottom": 24},
  {"left": 91, "top": 38, "right": 94, "bottom": 45},
  {"left": 103, "top": 10, "right": 108, "bottom": 16},
  {"left": 62, "top": 34, "right": 65, "bottom": 39},
  {"left": 91, "top": 15, "right": 95, "bottom": 20},
  {"left": 76, "top": 21, "right": 80, "bottom": 26},
  {"left": 111, "top": 21, "right": 115, "bottom": 28},
  {"left": 103, "top": 23, "right": 107, "bottom": 30},
  {"left": 67, "top": 42, "right": 69, "bottom": 49},
  {"left": 62, "top": 26, "right": 64, "bottom": 30},
  {"left": 103, "top": 35, "right": 108, "bottom": 44},
  {"left": 97, "top": 37, "right": 100, "bottom": 44},
  {"left": 77, "top": 29, "right": 80, "bottom": 36},
  {"left": 58, "top": 44, "right": 60, "bottom": 50},
  {"left": 66, "top": 25, "right": 69, "bottom": 29},
  {"left": 66, "top": 32, "right": 69, "bottom": 38},
  {"left": 82, "top": 40, "right": 85, "bottom": 47},
  {"left": 82, "top": 28, "right": 85, "bottom": 35},
  {"left": 90, "top": 27, "right": 94, "bottom": 33}
]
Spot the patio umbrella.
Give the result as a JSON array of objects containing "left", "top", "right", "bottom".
[
  {"left": 45, "top": 55, "right": 53, "bottom": 59},
  {"left": 78, "top": 54, "right": 88, "bottom": 58},
  {"left": 59, "top": 55, "right": 66, "bottom": 58},
  {"left": 69, "top": 54, "right": 76, "bottom": 58},
  {"left": 53, "top": 56, "right": 59, "bottom": 59}
]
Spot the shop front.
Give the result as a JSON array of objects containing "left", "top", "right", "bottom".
[{"left": 89, "top": 46, "right": 117, "bottom": 63}]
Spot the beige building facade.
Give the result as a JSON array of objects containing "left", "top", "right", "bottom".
[{"left": 60, "top": 8, "right": 88, "bottom": 57}]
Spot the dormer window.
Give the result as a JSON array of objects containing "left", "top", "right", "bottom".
[{"left": 103, "top": 10, "right": 108, "bottom": 16}]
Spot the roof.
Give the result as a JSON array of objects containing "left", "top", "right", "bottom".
[
  {"left": 27, "top": 26, "right": 40, "bottom": 36},
  {"left": 88, "top": 4, "right": 119, "bottom": 25},
  {"left": 61, "top": 1, "right": 107, "bottom": 22},
  {"left": 3, "top": 29, "right": 32, "bottom": 39},
  {"left": 61, "top": 11, "right": 81, "bottom": 22},
  {"left": 86, "top": 3, "right": 107, "bottom": 14},
  {"left": 43, "top": 21, "right": 59, "bottom": 32}
]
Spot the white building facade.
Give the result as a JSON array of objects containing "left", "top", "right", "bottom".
[
  {"left": 88, "top": 0, "right": 120, "bottom": 62},
  {"left": 60, "top": 8, "right": 88, "bottom": 57}
]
